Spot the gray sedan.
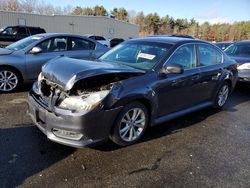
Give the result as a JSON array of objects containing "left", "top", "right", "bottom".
[{"left": 0, "top": 33, "right": 109, "bottom": 92}]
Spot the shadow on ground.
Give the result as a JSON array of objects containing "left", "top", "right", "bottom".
[{"left": 0, "top": 124, "right": 75, "bottom": 188}]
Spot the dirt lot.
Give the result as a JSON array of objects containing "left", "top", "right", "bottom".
[{"left": 0, "top": 84, "right": 250, "bottom": 188}]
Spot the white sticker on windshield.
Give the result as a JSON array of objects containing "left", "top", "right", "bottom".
[{"left": 137, "top": 53, "right": 156, "bottom": 60}]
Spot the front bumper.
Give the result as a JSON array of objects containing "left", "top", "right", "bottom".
[
  {"left": 238, "top": 69, "right": 250, "bottom": 82},
  {"left": 27, "top": 92, "right": 122, "bottom": 148}
]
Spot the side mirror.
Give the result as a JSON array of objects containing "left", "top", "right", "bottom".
[
  {"left": 160, "top": 63, "right": 184, "bottom": 75},
  {"left": 30, "top": 47, "right": 42, "bottom": 54}
]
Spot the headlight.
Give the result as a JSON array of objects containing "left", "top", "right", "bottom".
[
  {"left": 238, "top": 63, "right": 250, "bottom": 70},
  {"left": 58, "top": 90, "right": 110, "bottom": 113}
]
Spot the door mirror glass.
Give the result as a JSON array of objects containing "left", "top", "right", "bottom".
[
  {"left": 161, "top": 63, "right": 184, "bottom": 74},
  {"left": 30, "top": 47, "right": 42, "bottom": 54}
]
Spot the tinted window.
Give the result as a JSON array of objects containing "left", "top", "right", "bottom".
[
  {"left": 18, "top": 27, "right": 27, "bottom": 35},
  {"left": 29, "top": 28, "right": 44, "bottom": 35},
  {"left": 224, "top": 43, "right": 250, "bottom": 58},
  {"left": 198, "top": 44, "right": 222, "bottom": 66},
  {"left": 69, "top": 37, "right": 95, "bottom": 51},
  {"left": 36, "top": 37, "right": 67, "bottom": 53},
  {"left": 95, "top": 36, "right": 105, "bottom": 40},
  {"left": 167, "top": 44, "right": 196, "bottom": 69},
  {"left": 100, "top": 41, "right": 172, "bottom": 70}
]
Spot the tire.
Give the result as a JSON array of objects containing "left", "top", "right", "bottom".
[
  {"left": 213, "top": 82, "right": 230, "bottom": 109},
  {"left": 0, "top": 67, "right": 22, "bottom": 93},
  {"left": 110, "top": 102, "right": 149, "bottom": 146}
]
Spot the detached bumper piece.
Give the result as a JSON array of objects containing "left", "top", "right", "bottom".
[{"left": 27, "top": 91, "right": 122, "bottom": 148}]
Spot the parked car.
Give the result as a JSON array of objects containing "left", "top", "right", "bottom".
[
  {"left": 28, "top": 36, "right": 238, "bottom": 148},
  {"left": 214, "top": 41, "right": 233, "bottom": 50},
  {"left": 146, "top": 34, "right": 195, "bottom": 39},
  {"left": 0, "top": 33, "right": 108, "bottom": 92},
  {"left": 224, "top": 40, "right": 250, "bottom": 82},
  {"left": 0, "top": 25, "right": 46, "bottom": 47},
  {"left": 84, "top": 34, "right": 110, "bottom": 47},
  {"left": 110, "top": 38, "right": 125, "bottom": 47}
]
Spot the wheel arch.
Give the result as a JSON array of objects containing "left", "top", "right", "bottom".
[{"left": 0, "top": 65, "right": 24, "bottom": 83}]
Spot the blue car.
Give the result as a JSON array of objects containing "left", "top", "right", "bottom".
[
  {"left": 224, "top": 40, "right": 250, "bottom": 82},
  {"left": 0, "top": 33, "right": 108, "bottom": 92}
]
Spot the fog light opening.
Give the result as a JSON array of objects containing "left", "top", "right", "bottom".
[{"left": 52, "top": 128, "right": 83, "bottom": 141}]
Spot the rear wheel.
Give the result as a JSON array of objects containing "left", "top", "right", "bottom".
[
  {"left": 110, "top": 102, "right": 149, "bottom": 146},
  {"left": 0, "top": 67, "right": 21, "bottom": 93},
  {"left": 214, "top": 82, "right": 230, "bottom": 108}
]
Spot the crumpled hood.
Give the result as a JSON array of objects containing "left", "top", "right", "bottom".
[
  {"left": 41, "top": 57, "right": 145, "bottom": 91},
  {"left": 229, "top": 56, "right": 250, "bottom": 64},
  {"left": 0, "top": 48, "right": 14, "bottom": 55}
]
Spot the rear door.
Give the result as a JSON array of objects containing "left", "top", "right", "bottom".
[
  {"left": 197, "top": 44, "right": 224, "bottom": 101},
  {"left": 25, "top": 36, "right": 67, "bottom": 80},
  {"left": 156, "top": 44, "right": 204, "bottom": 117},
  {"left": 64, "top": 37, "right": 96, "bottom": 60}
]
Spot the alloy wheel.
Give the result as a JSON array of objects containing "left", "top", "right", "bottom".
[
  {"left": 0, "top": 70, "right": 18, "bottom": 92},
  {"left": 119, "top": 108, "right": 146, "bottom": 142},
  {"left": 217, "top": 85, "right": 229, "bottom": 107}
]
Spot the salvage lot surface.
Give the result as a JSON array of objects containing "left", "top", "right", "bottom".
[{"left": 0, "top": 84, "right": 250, "bottom": 188}]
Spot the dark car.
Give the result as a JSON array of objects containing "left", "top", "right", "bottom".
[
  {"left": 224, "top": 40, "right": 250, "bottom": 82},
  {"left": 0, "top": 33, "right": 108, "bottom": 92},
  {"left": 0, "top": 25, "right": 46, "bottom": 47},
  {"left": 146, "top": 34, "right": 195, "bottom": 39},
  {"left": 110, "top": 38, "right": 125, "bottom": 47},
  {"left": 214, "top": 41, "right": 233, "bottom": 50},
  {"left": 28, "top": 37, "right": 238, "bottom": 148}
]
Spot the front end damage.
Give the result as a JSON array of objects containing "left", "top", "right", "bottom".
[{"left": 28, "top": 71, "right": 143, "bottom": 148}]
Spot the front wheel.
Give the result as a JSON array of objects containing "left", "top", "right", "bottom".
[
  {"left": 110, "top": 102, "right": 149, "bottom": 146},
  {"left": 214, "top": 82, "right": 230, "bottom": 108},
  {"left": 0, "top": 68, "right": 21, "bottom": 93}
]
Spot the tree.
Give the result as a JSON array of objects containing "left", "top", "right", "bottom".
[
  {"left": 82, "top": 7, "right": 93, "bottom": 15},
  {"left": 144, "top": 13, "right": 161, "bottom": 34},
  {"left": 71, "top": 6, "right": 83, "bottom": 15},
  {"left": 93, "top": 5, "right": 107, "bottom": 16},
  {"left": 111, "top": 8, "right": 128, "bottom": 21}
]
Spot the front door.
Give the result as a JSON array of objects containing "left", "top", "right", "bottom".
[
  {"left": 25, "top": 36, "right": 67, "bottom": 80},
  {"left": 156, "top": 44, "right": 204, "bottom": 117}
]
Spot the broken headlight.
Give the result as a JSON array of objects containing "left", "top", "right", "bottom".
[{"left": 58, "top": 90, "right": 110, "bottom": 113}]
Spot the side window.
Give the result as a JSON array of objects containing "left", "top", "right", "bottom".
[
  {"left": 35, "top": 37, "right": 67, "bottom": 53},
  {"left": 167, "top": 44, "right": 196, "bottom": 69},
  {"left": 69, "top": 37, "right": 95, "bottom": 51},
  {"left": 198, "top": 44, "right": 222, "bottom": 66},
  {"left": 95, "top": 36, "right": 105, "bottom": 41},
  {"left": 17, "top": 27, "right": 27, "bottom": 35}
]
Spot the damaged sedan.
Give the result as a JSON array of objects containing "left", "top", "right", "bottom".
[{"left": 28, "top": 37, "right": 238, "bottom": 148}]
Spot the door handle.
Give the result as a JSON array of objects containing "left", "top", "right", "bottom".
[{"left": 191, "top": 74, "right": 200, "bottom": 80}]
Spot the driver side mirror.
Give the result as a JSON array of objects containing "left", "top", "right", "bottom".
[
  {"left": 30, "top": 47, "right": 42, "bottom": 54},
  {"left": 160, "top": 63, "right": 184, "bottom": 75}
]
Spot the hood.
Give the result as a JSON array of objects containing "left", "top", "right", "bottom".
[
  {"left": 41, "top": 57, "right": 145, "bottom": 91},
  {"left": 229, "top": 56, "right": 250, "bottom": 64},
  {"left": 0, "top": 48, "right": 14, "bottom": 55}
]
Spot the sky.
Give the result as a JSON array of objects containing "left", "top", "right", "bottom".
[{"left": 44, "top": 0, "right": 250, "bottom": 24}]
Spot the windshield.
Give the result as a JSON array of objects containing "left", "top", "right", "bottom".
[
  {"left": 0, "top": 27, "right": 5, "bottom": 33},
  {"left": 99, "top": 41, "right": 172, "bottom": 70},
  {"left": 6, "top": 36, "right": 43, "bottom": 50},
  {"left": 224, "top": 43, "right": 250, "bottom": 57}
]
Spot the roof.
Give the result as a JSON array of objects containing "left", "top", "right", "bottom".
[
  {"left": 131, "top": 36, "right": 201, "bottom": 45},
  {"left": 234, "top": 40, "right": 250, "bottom": 44}
]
